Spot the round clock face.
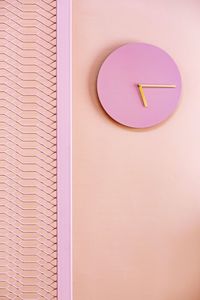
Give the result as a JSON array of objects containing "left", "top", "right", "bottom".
[{"left": 97, "top": 43, "right": 182, "bottom": 128}]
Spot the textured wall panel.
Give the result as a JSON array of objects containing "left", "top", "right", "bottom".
[{"left": 0, "top": 0, "right": 57, "bottom": 299}]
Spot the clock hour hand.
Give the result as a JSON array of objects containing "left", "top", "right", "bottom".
[
  {"left": 138, "top": 84, "right": 148, "bottom": 108},
  {"left": 137, "top": 84, "right": 176, "bottom": 108}
]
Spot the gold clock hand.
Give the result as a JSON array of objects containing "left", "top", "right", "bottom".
[
  {"left": 138, "top": 84, "right": 148, "bottom": 108},
  {"left": 140, "top": 84, "right": 176, "bottom": 88},
  {"left": 137, "top": 84, "right": 176, "bottom": 108}
]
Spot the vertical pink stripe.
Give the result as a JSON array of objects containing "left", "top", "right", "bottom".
[{"left": 57, "top": 0, "right": 71, "bottom": 299}]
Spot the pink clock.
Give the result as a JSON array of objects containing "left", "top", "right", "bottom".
[{"left": 97, "top": 43, "right": 182, "bottom": 128}]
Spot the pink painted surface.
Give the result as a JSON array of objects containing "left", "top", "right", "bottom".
[
  {"left": 73, "top": 1, "right": 200, "bottom": 300},
  {"left": 0, "top": 1, "right": 57, "bottom": 298},
  {"left": 97, "top": 43, "right": 181, "bottom": 128},
  {"left": 57, "top": 0, "right": 71, "bottom": 299}
]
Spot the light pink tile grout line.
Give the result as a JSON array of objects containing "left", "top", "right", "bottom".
[{"left": 57, "top": 0, "right": 71, "bottom": 299}]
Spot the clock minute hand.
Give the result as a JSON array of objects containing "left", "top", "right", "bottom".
[
  {"left": 140, "top": 84, "right": 176, "bottom": 88},
  {"left": 137, "top": 84, "right": 176, "bottom": 108}
]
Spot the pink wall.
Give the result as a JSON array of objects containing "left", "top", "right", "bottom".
[{"left": 72, "top": 1, "right": 200, "bottom": 299}]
